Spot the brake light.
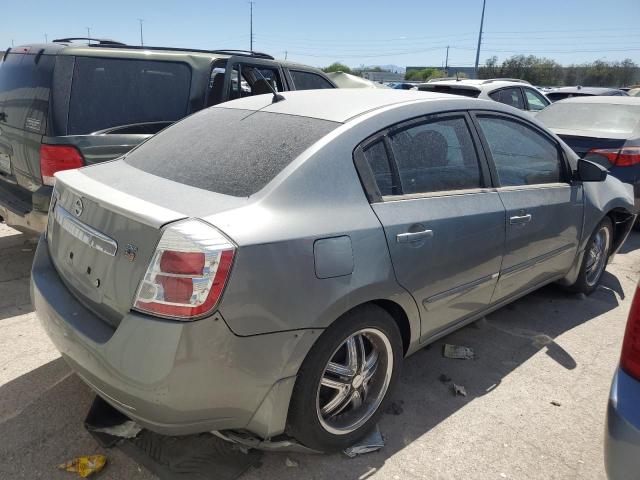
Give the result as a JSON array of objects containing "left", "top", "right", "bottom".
[
  {"left": 40, "top": 145, "right": 84, "bottom": 186},
  {"left": 587, "top": 147, "right": 640, "bottom": 167},
  {"left": 133, "top": 219, "right": 235, "bottom": 320},
  {"left": 621, "top": 283, "right": 640, "bottom": 381}
]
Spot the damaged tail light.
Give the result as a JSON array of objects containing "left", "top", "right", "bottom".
[
  {"left": 621, "top": 283, "right": 640, "bottom": 381},
  {"left": 133, "top": 219, "right": 235, "bottom": 320}
]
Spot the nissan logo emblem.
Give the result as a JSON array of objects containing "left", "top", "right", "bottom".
[{"left": 73, "top": 198, "right": 84, "bottom": 217}]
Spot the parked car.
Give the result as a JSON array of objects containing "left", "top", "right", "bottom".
[
  {"left": 545, "top": 86, "right": 628, "bottom": 102},
  {"left": 326, "top": 71, "right": 389, "bottom": 89},
  {"left": 605, "top": 278, "right": 640, "bottom": 480},
  {"left": 0, "top": 39, "right": 335, "bottom": 235},
  {"left": 32, "top": 89, "right": 636, "bottom": 452},
  {"left": 392, "top": 82, "right": 418, "bottom": 90},
  {"left": 536, "top": 97, "right": 640, "bottom": 224},
  {"left": 417, "top": 78, "right": 550, "bottom": 115}
]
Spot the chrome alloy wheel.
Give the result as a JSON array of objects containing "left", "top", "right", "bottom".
[
  {"left": 316, "top": 328, "right": 393, "bottom": 435},
  {"left": 585, "top": 225, "right": 611, "bottom": 287}
]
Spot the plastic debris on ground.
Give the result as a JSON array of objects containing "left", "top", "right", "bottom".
[
  {"left": 93, "top": 420, "right": 143, "bottom": 439},
  {"left": 343, "top": 424, "right": 384, "bottom": 458},
  {"left": 551, "top": 400, "right": 562, "bottom": 407},
  {"left": 452, "top": 383, "right": 467, "bottom": 397},
  {"left": 285, "top": 457, "right": 299, "bottom": 467},
  {"left": 58, "top": 455, "right": 107, "bottom": 478},
  {"left": 443, "top": 344, "right": 475, "bottom": 360}
]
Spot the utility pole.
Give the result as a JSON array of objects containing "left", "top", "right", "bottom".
[
  {"left": 11, "top": 39, "right": 14, "bottom": 47},
  {"left": 284, "top": 51, "right": 288, "bottom": 60},
  {"left": 86, "top": 27, "right": 92, "bottom": 44},
  {"left": 44, "top": 33, "right": 48, "bottom": 43},
  {"left": 445, "top": 45, "right": 450, "bottom": 75},
  {"left": 138, "top": 19, "right": 144, "bottom": 46},
  {"left": 249, "top": 1, "right": 255, "bottom": 52},
  {"left": 474, "top": 0, "right": 486, "bottom": 78}
]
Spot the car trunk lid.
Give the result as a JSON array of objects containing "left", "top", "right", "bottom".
[
  {"left": 555, "top": 132, "right": 627, "bottom": 168},
  {"left": 47, "top": 162, "right": 247, "bottom": 327}
]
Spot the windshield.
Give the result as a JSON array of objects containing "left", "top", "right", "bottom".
[
  {"left": 68, "top": 57, "right": 192, "bottom": 135},
  {"left": 124, "top": 107, "right": 339, "bottom": 197},
  {"left": 537, "top": 102, "right": 640, "bottom": 136}
]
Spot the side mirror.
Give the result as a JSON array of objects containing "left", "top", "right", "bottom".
[{"left": 576, "top": 158, "right": 607, "bottom": 182}]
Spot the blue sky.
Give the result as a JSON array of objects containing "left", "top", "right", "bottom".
[{"left": 2, "top": 0, "right": 639, "bottom": 68}]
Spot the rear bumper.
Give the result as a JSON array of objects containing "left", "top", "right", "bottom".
[
  {"left": 0, "top": 181, "right": 51, "bottom": 235},
  {"left": 604, "top": 368, "right": 640, "bottom": 480},
  {"left": 31, "top": 236, "right": 317, "bottom": 438}
]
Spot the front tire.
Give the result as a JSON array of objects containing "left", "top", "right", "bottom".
[
  {"left": 570, "top": 217, "right": 613, "bottom": 294},
  {"left": 287, "top": 304, "right": 403, "bottom": 452}
]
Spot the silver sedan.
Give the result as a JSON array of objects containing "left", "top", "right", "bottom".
[{"left": 31, "top": 89, "right": 636, "bottom": 452}]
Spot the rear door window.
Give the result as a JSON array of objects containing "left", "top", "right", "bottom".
[
  {"left": 388, "top": 116, "right": 483, "bottom": 194},
  {"left": 0, "top": 52, "right": 55, "bottom": 134},
  {"left": 289, "top": 70, "right": 334, "bottom": 90},
  {"left": 67, "top": 57, "right": 191, "bottom": 135},
  {"left": 489, "top": 87, "right": 525, "bottom": 110},
  {"left": 476, "top": 115, "right": 562, "bottom": 186},
  {"left": 363, "top": 141, "right": 395, "bottom": 196},
  {"left": 523, "top": 88, "right": 549, "bottom": 111},
  {"left": 228, "top": 64, "right": 283, "bottom": 100}
]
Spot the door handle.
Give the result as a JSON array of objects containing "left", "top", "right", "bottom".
[
  {"left": 396, "top": 229, "right": 434, "bottom": 243},
  {"left": 509, "top": 214, "right": 532, "bottom": 225}
]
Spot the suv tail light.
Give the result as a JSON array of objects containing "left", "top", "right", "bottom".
[
  {"left": 621, "top": 283, "right": 640, "bottom": 380},
  {"left": 587, "top": 147, "right": 640, "bottom": 167},
  {"left": 134, "top": 219, "right": 235, "bottom": 320},
  {"left": 40, "top": 145, "right": 85, "bottom": 186}
]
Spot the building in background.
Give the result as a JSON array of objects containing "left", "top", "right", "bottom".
[{"left": 360, "top": 70, "right": 405, "bottom": 83}]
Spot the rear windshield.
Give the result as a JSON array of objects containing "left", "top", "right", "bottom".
[
  {"left": 419, "top": 85, "right": 480, "bottom": 98},
  {"left": 68, "top": 57, "right": 192, "bottom": 135},
  {"left": 0, "top": 52, "right": 55, "bottom": 134},
  {"left": 537, "top": 102, "right": 640, "bottom": 136},
  {"left": 124, "top": 108, "right": 339, "bottom": 197}
]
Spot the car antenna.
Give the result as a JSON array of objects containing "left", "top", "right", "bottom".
[{"left": 254, "top": 67, "right": 285, "bottom": 103}]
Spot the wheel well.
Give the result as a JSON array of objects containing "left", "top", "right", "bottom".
[
  {"left": 606, "top": 208, "right": 635, "bottom": 252},
  {"left": 370, "top": 299, "right": 411, "bottom": 356}
]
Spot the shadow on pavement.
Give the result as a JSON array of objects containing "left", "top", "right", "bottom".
[
  {"left": 0, "top": 231, "right": 634, "bottom": 479},
  {"left": 0, "top": 230, "right": 36, "bottom": 321}
]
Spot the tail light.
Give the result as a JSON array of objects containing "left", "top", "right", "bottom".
[
  {"left": 40, "top": 145, "right": 85, "bottom": 186},
  {"left": 621, "top": 283, "right": 640, "bottom": 380},
  {"left": 587, "top": 147, "right": 640, "bottom": 167},
  {"left": 133, "top": 219, "right": 235, "bottom": 320}
]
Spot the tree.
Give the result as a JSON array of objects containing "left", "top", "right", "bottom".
[
  {"left": 322, "top": 62, "right": 352, "bottom": 74},
  {"left": 405, "top": 67, "right": 446, "bottom": 82}
]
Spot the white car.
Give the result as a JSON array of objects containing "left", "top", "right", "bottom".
[{"left": 418, "top": 78, "right": 550, "bottom": 115}]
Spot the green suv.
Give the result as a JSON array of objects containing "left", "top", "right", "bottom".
[{"left": 0, "top": 38, "right": 336, "bottom": 234}]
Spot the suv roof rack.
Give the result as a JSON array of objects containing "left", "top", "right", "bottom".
[
  {"left": 52, "top": 37, "right": 126, "bottom": 46},
  {"left": 82, "top": 43, "right": 274, "bottom": 60},
  {"left": 481, "top": 78, "right": 531, "bottom": 85}
]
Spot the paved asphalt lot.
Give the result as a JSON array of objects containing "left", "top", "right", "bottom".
[{"left": 0, "top": 222, "right": 638, "bottom": 480}]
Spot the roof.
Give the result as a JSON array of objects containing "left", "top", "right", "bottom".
[
  {"left": 551, "top": 96, "right": 640, "bottom": 106},
  {"left": 214, "top": 89, "right": 453, "bottom": 123}
]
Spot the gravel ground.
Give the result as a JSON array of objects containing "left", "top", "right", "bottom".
[{"left": 0, "top": 222, "right": 638, "bottom": 480}]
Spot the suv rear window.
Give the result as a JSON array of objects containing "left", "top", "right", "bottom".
[
  {"left": 0, "top": 52, "right": 55, "bottom": 133},
  {"left": 125, "top": 108, "right": 339, "bottom": 197},
  {"left": 68, "top": 57, "right": 192, "bottom": 135}
]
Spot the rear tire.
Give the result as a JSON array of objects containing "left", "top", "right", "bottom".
[
  {"left": 569, "top": 217, "right": 613, "bottom": 295},
  {"left": 286, "top": 304, "right": 403, "bottom": 452}
]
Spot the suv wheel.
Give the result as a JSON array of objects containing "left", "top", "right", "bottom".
[{"left": 287, "top": 304, "right": 403, "bottom": 452}]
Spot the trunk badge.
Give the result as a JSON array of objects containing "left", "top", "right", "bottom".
[
  {"left": 124, "top": 244, "right": 138, "bottom": 262},
  {"left": 73, "top": 198, "right": 84, "bottom": 217}
]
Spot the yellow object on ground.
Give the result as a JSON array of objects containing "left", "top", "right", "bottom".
[{"left": 58, "top": 455, "right": 107, "bottom": 477}]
